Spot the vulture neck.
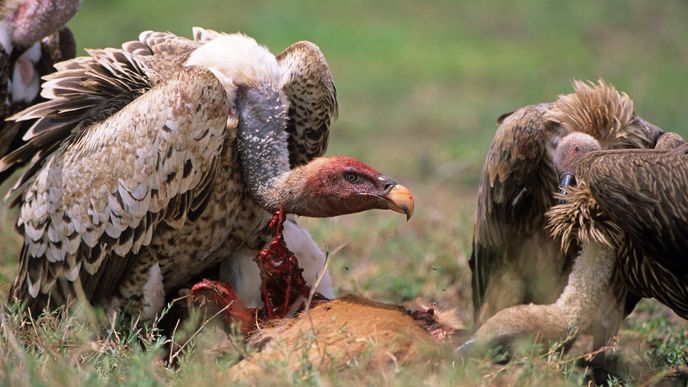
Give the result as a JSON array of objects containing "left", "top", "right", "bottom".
[
  {"left": 474, "top": 240, "right": 616, "bottom": 345},
  {"left": 554, "top": 240, "right": 616, "bottom": 329},
  {"left": 234, "top": 83, "right": 299, "bottom": 213}
]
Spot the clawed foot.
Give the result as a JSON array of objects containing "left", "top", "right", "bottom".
[
  {"left": 456, "top": 304, "right": 577, "bottom": 362},
  {"left": 190, "top": 279, "right": 257, "bottom": 335}
]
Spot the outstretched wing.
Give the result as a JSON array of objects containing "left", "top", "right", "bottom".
[
  {"left": 471, "top": 103, "right": 570, "bottom": 323},
  {"left": 276, "top": 41, "right": 338, "bottom": 167},
  {"left": 0, "top": 42, "right": 155, "bottom": 196},
  {"left": 8, "top": 65, "right": 229, "bottom": 309}
]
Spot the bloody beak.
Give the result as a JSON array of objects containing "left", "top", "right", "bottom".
[{"left": 382, "top": 183, "right": 415, "bottom": 220}]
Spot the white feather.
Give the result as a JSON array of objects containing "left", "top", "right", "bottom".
[
  {"left": 65, "top": 260, "right": 82, "bottom": 281},
  {"left": 185, "top": 33, "right": 282, "bottom": 101},
  {"left": 222, "top": 246, "right": 263, "bottom": 308},
  {"left": 11, "top": 43, "right": 41, "bottom": 103},
  {"left": 282, "top": 220, "right": 335, "bottom": 299},
  {"left": 142, "top": 263, "right": 165, "bottom": 320},
  {"left": 27, "top": 276, "right": 40, "bottom": 298},
  {"left": 219, "top": 219, "right": 335, "bottom": 308},
  {"left": 0, "top": 20, "right": 12, "bottom": 54}
]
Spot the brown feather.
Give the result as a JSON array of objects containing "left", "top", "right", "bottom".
[
  {"left": 547, "top": 145, "right": 688, "bottom": 318},
  {"left": 277, "top": 41, "right": 338, "bottom": 167},
  {"left": 472, "top": 79, "right": 665, "bottom": 334}
]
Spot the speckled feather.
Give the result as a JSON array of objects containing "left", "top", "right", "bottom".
[
  {"left": 3, "top": 28, "right": 339, "bottom": 315},
  {"left": 277, "top": 41, "right": 338, "bottom": 167},
  {"left": 471, "top": 103, "right": 569, "bottom": 324}
]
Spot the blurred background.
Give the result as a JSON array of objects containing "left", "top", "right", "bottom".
[{"left": 2, "top": 0, "right": 688, "bottom": 319}]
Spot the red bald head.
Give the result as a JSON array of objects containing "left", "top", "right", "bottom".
[{"left": 280, "top": 156, "right": 414, "bottom": 219}]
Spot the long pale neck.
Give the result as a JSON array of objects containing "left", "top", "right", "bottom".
[
  {"left": 554, "top": 240, "right": 616, "bottom": 330},
  {"left": 474, "top": 240, "right": 616, "bottom": 344},
  {"left": 235, "top": 84, "right": 291, "bottom": 212}
]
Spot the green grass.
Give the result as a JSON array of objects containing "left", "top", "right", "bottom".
[{"left": 1, "top": 0, "right": 688, "bottom": 385}]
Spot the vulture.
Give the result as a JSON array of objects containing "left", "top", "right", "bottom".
[
  {"left": 470, "top": 130, "right": 688, "bottom": 351},
  {"left": 470, "top": 80, "right": 666, "bottom": 349},
  {"left": 0, "top": 28, "right": 415, "bottom": 319},
  {"left": 0, "top": 0, "right": 78, "bottom": 178}
]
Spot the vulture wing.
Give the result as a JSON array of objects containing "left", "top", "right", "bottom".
[
  {"left": 577, "top": 145, "right": 688, "bottom": 317},
  {"left": 0, "top": 47, "right": 153, "bottom": 199},
  {"left": 6, "top": 42, "right": 229, "bottom": 309},
  {"left": 276, "top": 41, "right": 338, "bottom": 167},
  {"left": 0, "top": 27, "right": 77, "bottom": 182},
  {"left": 580, "top": 146, "right": 688, "bottom": 275},
  {"left": 471, "top": 103, "right": 571, "bottom": 323}
]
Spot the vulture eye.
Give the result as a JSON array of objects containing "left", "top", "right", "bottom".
[{"left": 344, "top": 172, "right": 359, "bottom": 183}]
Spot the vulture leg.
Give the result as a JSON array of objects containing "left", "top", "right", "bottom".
[{"left": 462, "top": 240, "right": 617, "bottom": 354}]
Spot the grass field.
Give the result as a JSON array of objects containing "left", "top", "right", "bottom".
[{"left": 1, "top": 0, "right": 688, "bottom": 385}]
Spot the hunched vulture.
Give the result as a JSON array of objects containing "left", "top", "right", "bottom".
[
  {"left": 471, "top": 131, "right": 688, "bottom": 358},
  {"left": 470, "top": 80, "right": 665, "bottom": 349},
  {"left": 1, "top": 28, "right": 414, "bottom": 318}
]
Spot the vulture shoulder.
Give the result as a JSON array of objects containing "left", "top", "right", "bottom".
[{"left": 475, "top": 104, "right": 560, "bottom": 242}]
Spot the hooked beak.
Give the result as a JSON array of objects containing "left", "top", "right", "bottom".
[
  {"left": 558, "top": 174, "right": 576, "bottom": 204},
  {"left": 382, "top": 183, "right": 415, "bottom": 220}
]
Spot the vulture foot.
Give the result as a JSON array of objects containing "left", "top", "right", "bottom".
[{"left": 190, "top": 279, "right": 257, "bottom": 335}]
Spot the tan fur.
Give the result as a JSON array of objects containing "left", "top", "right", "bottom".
[{"left": 231, "top": 295, "right": 463, "bottom": 379}]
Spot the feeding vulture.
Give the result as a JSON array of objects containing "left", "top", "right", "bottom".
[
  {"left": 1, "top": 28, "right": 414, "bottom": 319},
  {"left": 470, "top": 80, "right": 666, "bottom": 349},
  {"left": 470, "top": 131, "right": 688, "bottom": 353},
  {"left": 0, "top": 0, "right": 78, "bottom": 179}
]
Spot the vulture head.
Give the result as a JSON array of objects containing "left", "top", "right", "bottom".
[
  {"left": 274, "top": 156, "right": 414, "bottom": 219},
  {"left": 554, "top": 132, "right": 601, "bottom": 193}
]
